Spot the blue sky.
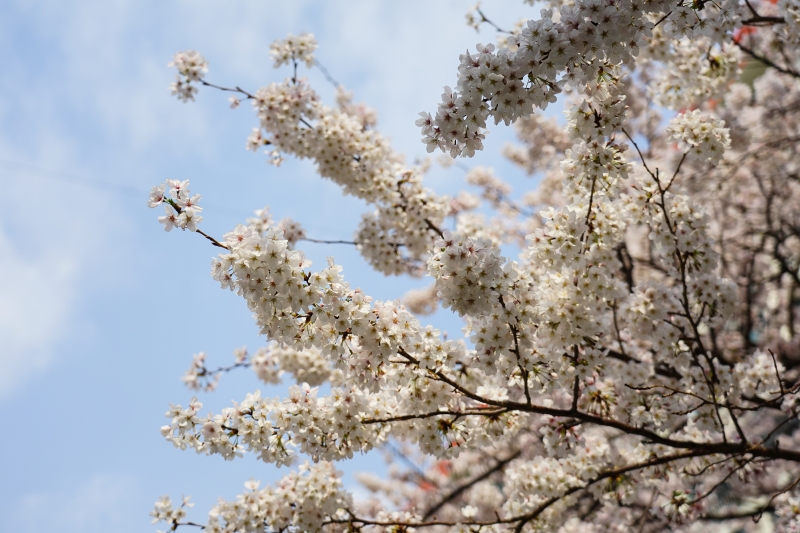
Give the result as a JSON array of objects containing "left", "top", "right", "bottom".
[{"left": 0, "top": 1, "right": 543, "bottom": 531}]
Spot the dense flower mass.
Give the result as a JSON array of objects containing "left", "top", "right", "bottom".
[
  {"left": 427, "top": 231, "right": 506, "bottom": 317},
  {"left": 210, "top": 33, "right": 448, "bottom": 276},
  {"left": 418, "top": 0, "right": 744, "bottom": 157},
  {"left": 666, "top": 110, "right": 732, "bottom": 164},
  {"left": 150, "top": 3, "right": 800, "bottom": 532},
  {"left": 269, "top": 33, "right": 318, "bottom": 68}
]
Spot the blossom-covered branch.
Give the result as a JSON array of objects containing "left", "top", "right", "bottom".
[{"left": 149, "top": 4, "right": 800, "bottom": 531}]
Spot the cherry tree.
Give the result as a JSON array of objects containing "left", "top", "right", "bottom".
[{"left": 149, "top": 3, "right": 800, "bottom": 532}]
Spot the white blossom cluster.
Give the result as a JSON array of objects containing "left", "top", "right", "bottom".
[
  {"left": 153, "top": 65, "right": 746, "bottom": 500},
  {"left": 504, "top": 431, "right": 610, "bottom": 516},
  {"left": 401, "top": 284, "right": 439, "bottom": 315},
  {"left": 150, "top": 495, "right": 192, "bottom": 532},
  {"left": 181, "top": 343, "right": 336, "bottom": 392},
  {"left": 455, "top": 212, "right": 509, "bottom": 247},
  {"left": 733, "top": 350, "right": 786, "bottom": 400},
  {"left": 166, "top": 35, "right": 449, "bottom": 276},
  {"left": 250, "top": 344, "right": 335, "bottom": 387},
  {"left": 778, "top": 0, "right": 800, "bottom": 45},
  {"left": 666, "top": 109, "right": 732, "bottom": 164},
  {"left": 158, "top": 63, "right": 743, "bottom": 467},
  {"left": 427, "top": 231, "right": 506, "bottom": 317},
  {"left": 642, "top": 30, "right": 741, "bottom": 110},
  {"left": 157, "top": 217, "right": 535, "bottom": 462},
  {"left": 246, "top": 205, "right": 306, "bottom": 246},
  {"left": 420, "top": 0, "right": 744, "bottom": 157},
  {"left": 237, "top": 47, "right": 448, "bottom": 274},
  {"left": 465, "top": 167, "right": 513, "bottom": 210},
  {"left": 181, "top": 352, "right": 219, "bottom": 391},
  {"left": 502, "top": 112, "right": 571, "bottom": 177},
  {"left": 151, "top": 11, "right": 800, "bottom": 532},
  {"left": 168, "top": 50, "right": 207, "bottom": 102},
  {"left": 161, "top": 384, "right": 372, "bottom": 464},
  {"left": 269, "top": 33, "right": 318, "bottom": 68},
  {"left": 147, "top": 179, "right": 203, "bottom": 232},
  {"left": 335, "top": 86, "right": 378, "bottom": 129},
  {"left": 448, "top": 189, "right": 485, "bottom": 216},
  {"left": 152, "top": 463, "right": 350, "bottom": 533},
  {"left": 777, "top": 492, "right": 800, "bottom": 533},
  {"left": 522, "top": 80, "right": 629, "bottom": 360}
]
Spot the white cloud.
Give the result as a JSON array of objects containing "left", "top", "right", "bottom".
[
  {"left": 14, "top": 474, "right": 135, "bottom": 533},
  {"left": 0, "top": 227, "right": 78, "bottom": 395},
  {"left": 0, "top": 149, "right": 124, "bottom": 397}
]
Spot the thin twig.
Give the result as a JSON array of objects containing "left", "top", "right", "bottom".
[
  {"left": 314, "top": 59, "right": 341, "bottom": 88},
  {"left": 197, "top": 229, "right": 229, "bottom": 249},
  {"left": 300, "top": 237, "right": 358, "bottom": 246},
  {"left": 622, "top": 127, "right": 657, "bottom": 179},
  {"left": 735, "top": 41, "right": 800, "bottom": 80},
  {"left": 422, "top": 450, "right": 522, "bottom": 520},
  {"left": 476, "top": 8, "right": 513, "bottom": 34}
]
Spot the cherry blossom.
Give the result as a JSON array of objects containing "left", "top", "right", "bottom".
[{"left": 150, "top": 9, "right": 800, "bottom": 532}]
